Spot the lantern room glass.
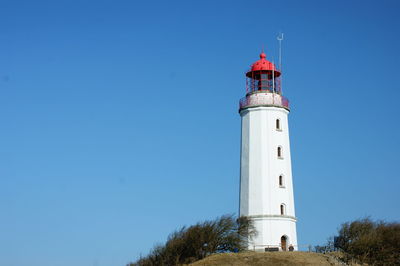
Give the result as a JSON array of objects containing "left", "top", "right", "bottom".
[{"left": 246, "top": 71, "right": 281, "bottom": 94}]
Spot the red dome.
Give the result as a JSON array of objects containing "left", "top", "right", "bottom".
[{"left": 246, "top": 52, "right": 281, "bottom": 77}]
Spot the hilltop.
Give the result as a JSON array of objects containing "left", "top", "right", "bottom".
[{"left": 189, "top": 252, "right": 344, "bottom": 266}]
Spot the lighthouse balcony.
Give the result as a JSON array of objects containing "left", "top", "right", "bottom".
[{"left": 239, "top": 92, "right": 290, "bottom": 111}]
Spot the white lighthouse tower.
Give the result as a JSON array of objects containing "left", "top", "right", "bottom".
[{"left": 239, "top": 51, "right": 298, "bottom": 251}]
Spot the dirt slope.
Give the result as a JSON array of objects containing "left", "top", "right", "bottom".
[{"left": 190, "top": 252, "right": 341, "bottom": 266}]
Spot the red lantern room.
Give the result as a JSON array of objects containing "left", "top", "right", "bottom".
[
  {"left": 246, "top": 52, "right": 281, "bottom": 94},
  {"left": 239, "top": 51, "right": 289, "bottom": 111}
]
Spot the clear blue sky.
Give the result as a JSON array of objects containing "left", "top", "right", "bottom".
[{"left": 1, "top": 0, "right": 399, "bottom": 265}]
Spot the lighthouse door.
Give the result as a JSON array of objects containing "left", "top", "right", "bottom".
[{"left": 281, "top": 236, "right": 287, "bottom": 251}]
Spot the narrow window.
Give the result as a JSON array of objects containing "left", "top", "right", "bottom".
[
  {"left": 279, "top": 175, "right": 284, "bottom": 187},
  {"left": 276, "top": 119, "right": 281, "bottom": 130},
  {"left": 280, "top": 204, "right": 285, "bottom": 215},
  {"left": 277, "top": 146, "right": 282, "bottom": 158}
]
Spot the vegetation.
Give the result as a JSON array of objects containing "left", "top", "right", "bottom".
[
  {"left": 128, "top": 214, "right": 256, "bottom": 266},
  {"left": 129, "top": 216, "right": 400, "bottom": 265},
  {"left": 189, "top": 251, "right": 335, "bottom": 266},
  {"left": 314, "top": 237, "right": 335, "bottom": 254},
  {"left": 317, "top": 218, "right": 400, "bottom": 265}
]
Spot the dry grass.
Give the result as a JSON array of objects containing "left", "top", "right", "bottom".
[{"left": 189, "top": 251, "right": 342, "bottom": 266}]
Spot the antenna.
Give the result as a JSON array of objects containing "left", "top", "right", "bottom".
[
  {"left": 277, "top": 32, "right": 284, "bottom": 94},
  {"left": 277, "top": 33, "right": 284, "bottom": 70}
]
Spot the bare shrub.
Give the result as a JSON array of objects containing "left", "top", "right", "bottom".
[
  {"left": 128, "top": 214, "right": 256, "bottom": 266},
  {"left": 334, "top": 218, "right": 400, "bottom": 265}
]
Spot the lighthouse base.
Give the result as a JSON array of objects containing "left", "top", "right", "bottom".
[{"left": 247, "top": 215, "right": 298, "bottom": 251}]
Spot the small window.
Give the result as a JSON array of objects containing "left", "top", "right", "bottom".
[
  {"left": 280, "top": 204, "right": 286, "bottom": 215},
  {"left": 277, "top": 146, "right": 283, "bottom": 159},
  {"left": 279, "top": 175, "right": 284, "bottom": 187},
  {"left": 276, "top": 119, "right": 281, "bottom": 130}
]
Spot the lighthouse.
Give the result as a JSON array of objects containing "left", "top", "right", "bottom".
[{"left": 239, "top": 51, "right": 298, "bottom": 251}]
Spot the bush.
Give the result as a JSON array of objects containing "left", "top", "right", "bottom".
[
  {"left": 128, "top": 214, "right": 256, "bottom": 266},
  {"left": 314, "top": 237, "right": 335, "bottom": 253},
  {"left": 334, "top": 218, "right": 400, "bottom": 265}
]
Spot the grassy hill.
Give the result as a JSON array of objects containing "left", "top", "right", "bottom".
[{"left": 189, "top": 252, "right": 343, "bottom": 266}]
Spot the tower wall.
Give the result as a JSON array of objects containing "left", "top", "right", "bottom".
[{"left": 239, "top": 106, "right": 297, "bottom": 250}]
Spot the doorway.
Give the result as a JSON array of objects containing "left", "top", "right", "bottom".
[{"left": 281, "top": 235, "right": 288, "bottom": 251}]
